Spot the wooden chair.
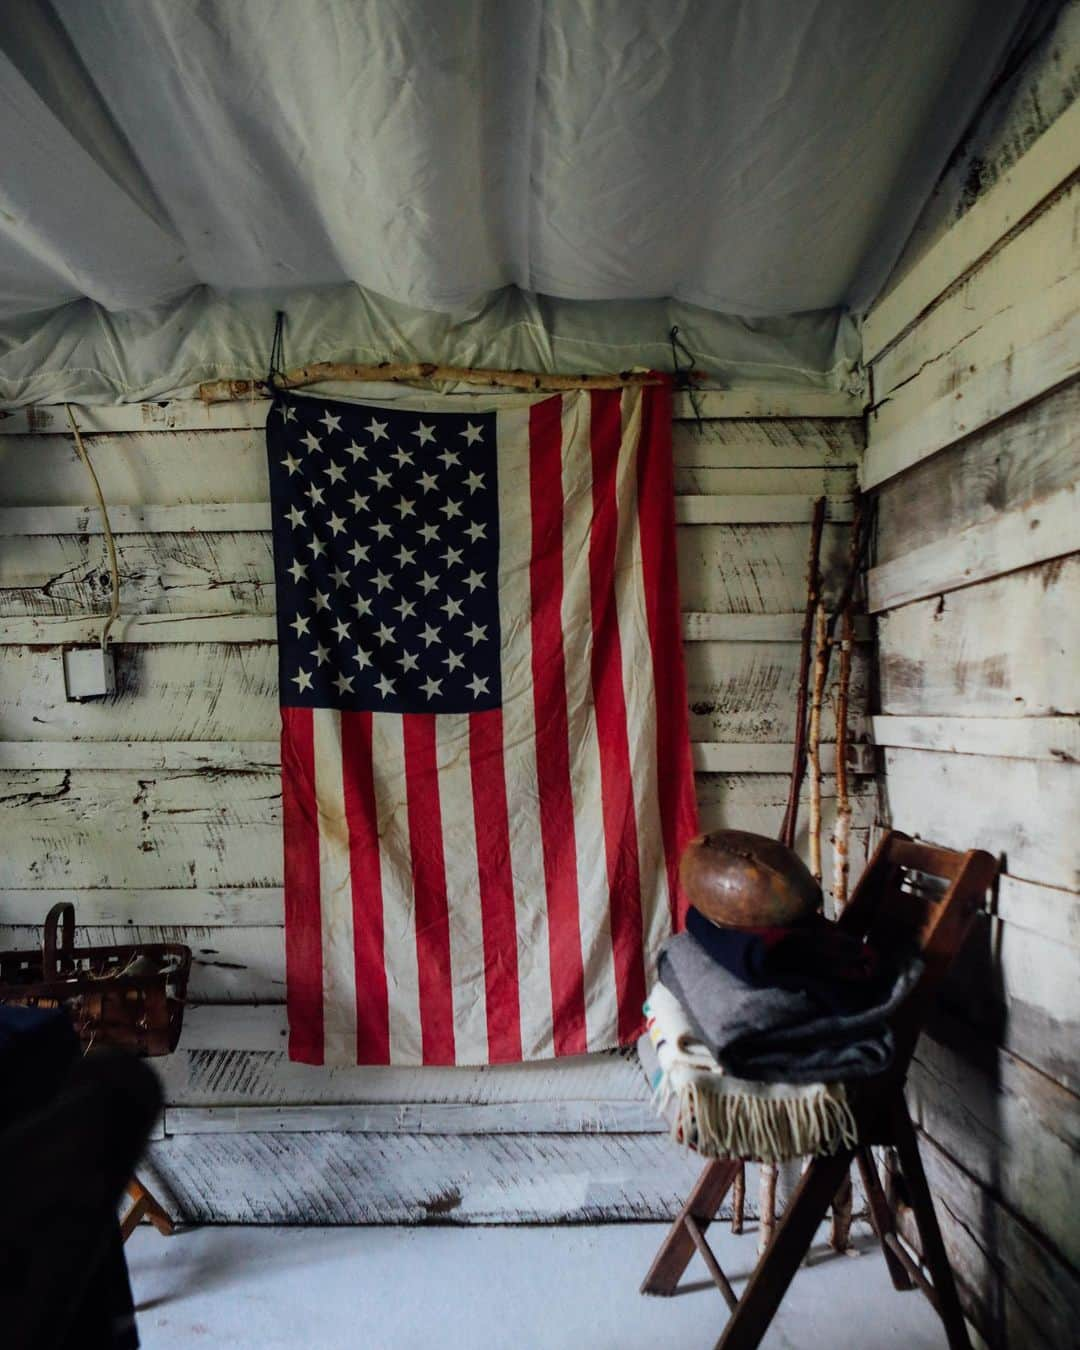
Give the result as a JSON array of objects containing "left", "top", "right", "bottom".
[{"left": 640, "top": 830, "right": 998, "bottom": 1350}]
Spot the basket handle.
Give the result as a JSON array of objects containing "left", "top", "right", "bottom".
[{"left": 42, "top": 901, "right": 76, "bottom": 978}]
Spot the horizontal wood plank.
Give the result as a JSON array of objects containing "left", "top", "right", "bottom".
[
  {"left": 877, "top": 558, "right": 1078, "bottom": 717},
  {"left": 164, "top": 1100, "right": 662, "bottom": 1136},
  {"left": 143, "top": 1130, "right": 707, "bottom": 1224},
  {"left": 871, "top": 715, "right": 1079, "bottom": 762},
  {"left": 903, "top": 1127, "right": 1080, "bottom": 1350},
  {"left": 867, "top": 482, "right": 1080, "bottom": 612},
  {"left": 909, "top": 1031, "right": 1080, "bottom": 1272},
  {"left": 882, "top": 746, "right": 1079, "bottom": 892},
  {"left": 863, "top": 97, "right": 1080, "bottom": 361},
  {"left": 864, "top": 250, "right": 1080, "bottom": 489},
  {"left": 873, "top": 376, "right": 1080, "bottom": 567}
]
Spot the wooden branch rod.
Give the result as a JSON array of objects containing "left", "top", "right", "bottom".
[{"left": 198, "top": 361, "right": 669, "bottom": 403}]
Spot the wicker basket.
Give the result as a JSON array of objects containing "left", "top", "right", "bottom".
[{"left": 0, "top": 902, "right": 191, "bottom": 1057}]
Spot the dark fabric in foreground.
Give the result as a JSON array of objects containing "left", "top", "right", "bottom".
[
  {"left": 684, "top": 906, "right": 885, "bottom": 1015},
  {"left": 658, "top": 930, "right": 922, "bottom": 1083},
  {"left": 0, "top": 1005, "right": 160, "bottom": 1350}
]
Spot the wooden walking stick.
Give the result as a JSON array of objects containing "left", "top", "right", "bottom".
[
  {"left": 827, "top": 502, "right": 865, "bottom": 1254},
  {"left": 736, "top": 497, "right": 827, "bottom": 1241}
]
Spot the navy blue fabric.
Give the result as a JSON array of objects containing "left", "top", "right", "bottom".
[{"left": 684, "top": 907, "right": 885, "bottom": 1015}]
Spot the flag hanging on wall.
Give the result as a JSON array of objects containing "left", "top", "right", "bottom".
[{"left": 266, "top": 383, "right": 697, "bottom": 1066}]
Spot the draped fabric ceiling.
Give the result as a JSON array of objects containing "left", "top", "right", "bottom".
[{"left": 0, "top": 0, "right": 1040, "bottom": 403}]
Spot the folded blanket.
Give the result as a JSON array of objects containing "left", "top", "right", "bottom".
[
  {"left": 659, "top": 930, "right": 922, "bottom": 1083},
  {"left": 685, "top": 906, "right": 885, "bottom": 1015},
  {"left": 642, "top": 981, "right": 857, "bottom": 1162}
]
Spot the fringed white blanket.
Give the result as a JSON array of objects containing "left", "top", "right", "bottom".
[{"left": 642, "top": 981, "right": 858, "bottom": 1163}]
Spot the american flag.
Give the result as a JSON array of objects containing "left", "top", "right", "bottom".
[{"left": 266, "top": 384, "right": 696, "bottom": 1066}]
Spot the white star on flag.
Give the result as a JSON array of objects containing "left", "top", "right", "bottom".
[
  {"left": 366, "top": 418, "right": 388, "bottom": 442},
  {"left": 301, "top": 430, "right": 323, "bottom": 454},
  {"left": 320, "top": 411, "right": 342, "bottom": 435},
  {"left": 460, "top": 422, "right": 483, "bottom": 446},
  {"left": 413, "top": 422, "right": 435, "bottom": 445}
]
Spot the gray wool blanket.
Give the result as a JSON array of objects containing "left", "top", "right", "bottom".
[{"left": 658, "top": 931, "right": 923, "bottom": 1084}]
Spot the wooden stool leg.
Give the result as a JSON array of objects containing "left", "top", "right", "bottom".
[
  {"left": 855, "top": 1147, "right": 914, "bottom": 1291},
  {"left": 641, "top": 1159, "right": 741, "bottom": 1296},
  {"left": 890, "top": 1105, "right": 972, "bottom": 1350},
  {"left": 120, "top": 1176, "right": 175, "bottom": 1242},
  {"left": 715, "top": 1149, "right": 852, "bottom": 1350}
]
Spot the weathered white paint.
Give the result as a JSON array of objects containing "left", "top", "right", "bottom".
[
  {"left": 881, "top": 748, "right": 1079, "bottom": 892},
  {"left": 871, "top": 715, "right": 1080, "bottom": 761},
  {"left": 862, "top": 96, "right": 1080, "bottom": 362},
  {"left": 0, "top": 886, "right": 283, "bottom": 927},
  {"left": 877, "top": 559, "right": 1078, "bottom": 718},
  {"left": 993, "top": 873, "right": 1080, "bottom": 950},
  {"left": 165, "top": 1100, "right": 662, "bottom": 1136},
  {"left": 142, "top": 1130, "right": 708, "bottom": 1224},
  {"left": 867, "top": 481, "right": 1080, "bottom": 612},
  {"left": 874, "top": 377, "right": 1080, "bottom": 568},
  {"left": 909, "top": 1033, "right": 1080, "bottom": 1274},
  {"left": 865, "top": 273, "right": 1080, "bottom": 489}
]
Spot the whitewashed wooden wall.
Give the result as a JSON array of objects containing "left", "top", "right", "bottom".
[
  {"left": 862, "top": 23, "right": 1080, "bottom": 1345},
  {"left": 0, "top": 385, "right": 869, "bottom": 1222}
]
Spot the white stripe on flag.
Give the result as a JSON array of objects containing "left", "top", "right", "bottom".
[
  {"left": 314, "top": 708, "right": 358, "bottom": 1064},
  {"left": 617, "top": 389, "right": 672, "bottom": 974},
  {"left": 495, "top": 403, "right": 555, "bottom": 1061},
  {"left": 435, "top": 713, "right": 489, "bottom": 1064},
  {"left": 558, "top": 392, "right": 619, "bottom": 1053},
  {"left": 371, "top": 711, "right": 424, "bottom": 1065}
]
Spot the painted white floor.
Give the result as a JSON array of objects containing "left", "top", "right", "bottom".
[{"left": 128, "top": 1221, "right": 947, "bottom": 1349}]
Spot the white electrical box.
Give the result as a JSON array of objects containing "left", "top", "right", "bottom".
[{"left": 63, "top": 646, "right": 115, "bottom": 701}]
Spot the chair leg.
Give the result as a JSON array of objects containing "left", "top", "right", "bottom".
[
  {"left": 120, "top": 1176, "right": 175, "bottom": 1242},
  {"left": 855, "top": 1147, "right": 914, "bottom": 1291},
  {"left": 890, "top": 1103, "right": 972, "bottom": 1350},
  {"left": 714, "top": 1149, "right": 852, "bottom": 1350},
  {"left": 641, "top": 1158, "right": 741, "bottom": 1296}
]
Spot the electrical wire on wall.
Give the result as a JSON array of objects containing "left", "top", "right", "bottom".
[{"left": 65, "top": 404, "right": 120, "bottom": 650}]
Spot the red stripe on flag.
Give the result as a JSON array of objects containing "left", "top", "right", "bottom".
[
  {"left": 341, "top": 711, "right": 390, "bottom": 1064},
  {"left": 635, "top": 380, "right": 698, "bottom": 926},
  {"left": 402, "top": 714, "right": 456, "bottom": 1065},
  {"left": 588, "top": 390, "right": 647, "bottom": 1041},
  {"left": 281, "top": 705, "right": 324, "bottom": 1064},
  {"left": 528, "top": 396, "right": 588, "bottom": 1056},
  {"left": 469, "top": 709, "right": 523, "bottom": 1063}
]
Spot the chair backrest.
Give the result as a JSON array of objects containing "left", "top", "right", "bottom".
[{"left": 837, "top": 831, "right": 998, "bottom": 1071}]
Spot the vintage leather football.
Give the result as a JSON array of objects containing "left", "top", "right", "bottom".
[{"left": 679, "top": 829, "right": 821, "bottom": 929}]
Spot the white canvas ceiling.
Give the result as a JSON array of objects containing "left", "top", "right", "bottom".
[{"left": 0, "top": 0, "right": 1044, "bottom": 403}]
